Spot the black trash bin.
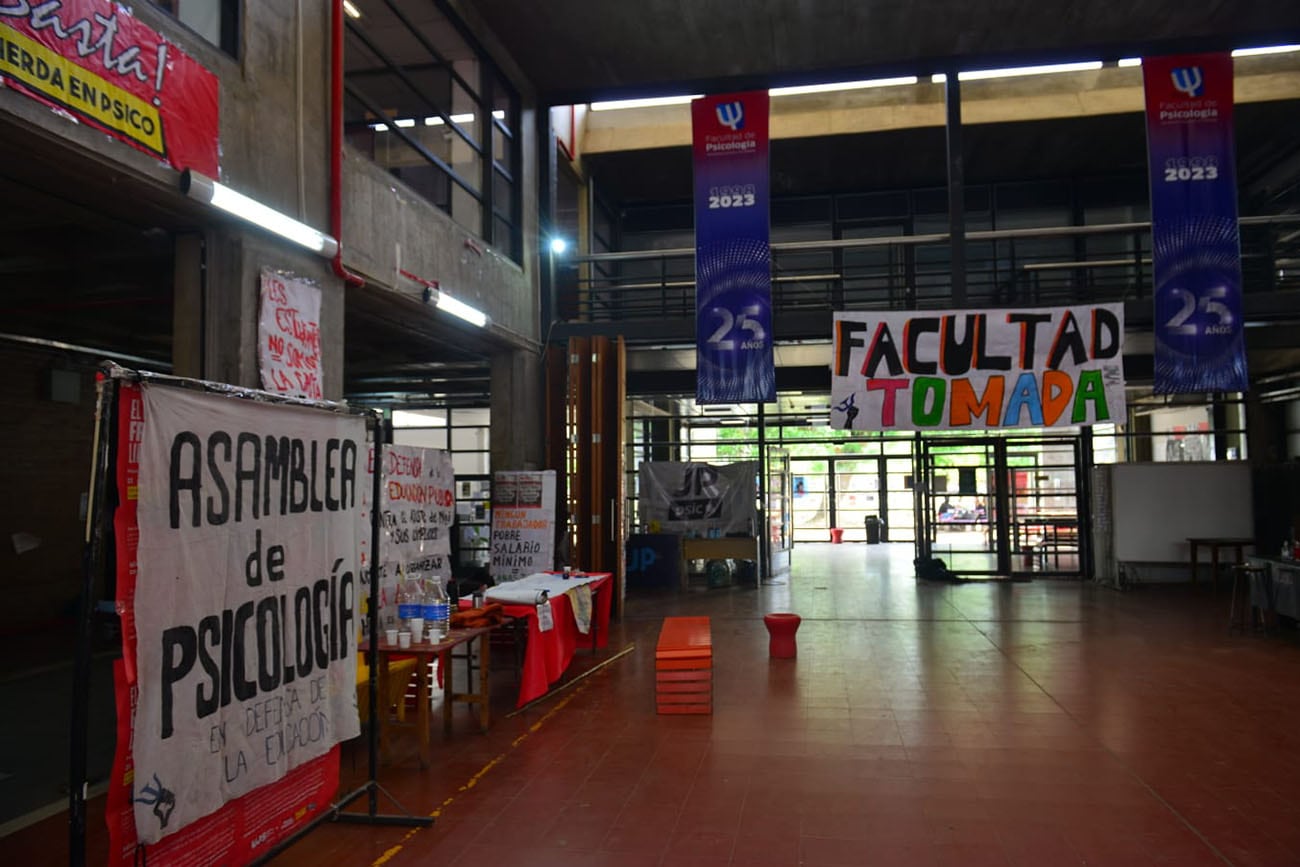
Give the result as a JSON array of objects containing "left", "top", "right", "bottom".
[{"left": 865, "top": 515, "right": 884, "bottom": 545}]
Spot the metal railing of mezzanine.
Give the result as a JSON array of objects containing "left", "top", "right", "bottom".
[{"left": 558, "top": 215, "right": 1300, "bottom": 324}]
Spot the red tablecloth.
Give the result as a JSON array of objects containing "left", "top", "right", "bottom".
[{"left": 467, "top": 573, "right": 612, "bottom": 707}]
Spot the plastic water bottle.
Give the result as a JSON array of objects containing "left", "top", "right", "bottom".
[
  {"left": 396, "top": 570, "right": 421, "bottom": 631},
  {"left": 423, "top": 578, "right": 451, "bottom": 638}
]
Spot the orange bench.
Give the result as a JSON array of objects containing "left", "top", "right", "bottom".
[{"left": 655, "top": 616, "right": 711, "bottom": 715}]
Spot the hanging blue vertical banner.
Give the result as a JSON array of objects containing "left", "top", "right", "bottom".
[
  {"left": 692, "top": 91, "right": 775, "bottom": 404},
  {"left": 1143, "top": 52, "right": 1248, "bottom": 394}
]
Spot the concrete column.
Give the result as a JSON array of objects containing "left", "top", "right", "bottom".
[
  {"left": 171, "top": 226, "right": 345, "bottom": 399},
  {"left": 490, "top": 348, "right": 544, "bottom": 471},
  {"left": 1286, "top": 400, "right": 1300, "bottom": 461},
  {"left": 944, "top": 74, "right": 967, "bottom": 306}
]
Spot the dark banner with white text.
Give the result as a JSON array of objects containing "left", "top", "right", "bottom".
[
  {"left": 1143, "top": 53, "right": 1248, "bottom": 394},
  {"left": 692, "top": 91, "right": 775, "bottom": 404}
]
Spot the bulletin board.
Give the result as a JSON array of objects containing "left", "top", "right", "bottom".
[{"left": 1109, "top": 462, "right": 1253, "bottom": 563}]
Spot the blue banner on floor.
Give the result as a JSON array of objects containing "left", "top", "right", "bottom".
[
  {"left": 1143, "top": 52, "right": 1248, "bottom": 394},
  {"left": 692, "top": 91, "right": 775, "bottom": 404}
]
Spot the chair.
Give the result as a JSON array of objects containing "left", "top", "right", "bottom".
[
  {"left": 1228, "top": 565, "right": 1267, "bottom": 635},
  {"left": 355, "top": 653, "right": 418, "bottom": 724}
]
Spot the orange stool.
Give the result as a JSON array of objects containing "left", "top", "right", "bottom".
[{"left": 763, "top": 613, "right": 801, "bottom": 658}]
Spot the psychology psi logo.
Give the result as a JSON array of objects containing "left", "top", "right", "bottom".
[
  {"left": 1170, "top": 66, "right": 1204, "bottom": 98},
  {"left": 715, "top": 100, "right": 744, "bottom": 131}
]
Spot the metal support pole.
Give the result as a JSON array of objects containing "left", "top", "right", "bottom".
[
  {"left": 757, "top": 402, "right": 768, "bottom": 583},
  {"left": 539, "top": 106, "right": 558, "bottom": 332},
  {"left": 70, "top": 371, "right": 118, "bottom": 867},
  {"left": 366, "top": 417, "right": 383, "bottom": 814},
  {"left": 1079, "top": 427, "right": 1095, "bottom": 580},
  {"left": 945, "top": 73, "right": 967, "bottom": 306}
]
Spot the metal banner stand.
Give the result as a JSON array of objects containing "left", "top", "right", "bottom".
[{"left": 68, "top": 366, "right": 430, "bottom": 867}]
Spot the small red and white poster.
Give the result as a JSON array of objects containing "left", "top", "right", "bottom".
[
  {"left": 489, "top": 470, "right": 557, "bottom": 581},
  {"left": 259, "top": 270, "right": 323, "bottom": 400}
]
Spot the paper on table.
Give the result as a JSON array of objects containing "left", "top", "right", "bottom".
[
  {"left": 568, "top": 583, "right": 593, "bottom": 635},
  {"left": 485, "top": 571, "right": 603, "bottom": 605}
]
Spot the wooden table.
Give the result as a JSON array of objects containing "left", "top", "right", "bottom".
[
  {"left": 359, "top": 621, "right": 503, "bottom": 767},
  {"left": 680, "top": 536, "right": 758, "bottom": 590},
  {"left": 1188, "top": 537, "right": 1255, "bottom": 589}
]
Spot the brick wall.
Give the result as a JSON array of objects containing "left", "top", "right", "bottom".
[{"left": 0, "top": 344, "right": 99, "bottom": 637}]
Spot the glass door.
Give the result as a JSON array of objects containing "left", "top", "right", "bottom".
[
  {"left": 1006, "top": 437, "right": 1083, "bottom": 576},
  {"left": 767, "top": 447, "right": 792, "bottom": 575},
  {"left": 921, "top": 439, "right": 1001, "bottom": 574},
  {"left": 790, "top": 459, "right": 829, "bottom": 543},
  {"left": 833, "top": 458, "right": 882, "bottom": 542},
  {"left": 919, "top": 435, "right": 1086, "bottom": 578},
  {"left": 789, "top": 456, "right": 888, "bottom": 543}
]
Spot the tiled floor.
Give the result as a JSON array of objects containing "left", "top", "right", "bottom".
[{"left": 13, "top": 542, "right": 1300, "bottom": 865}]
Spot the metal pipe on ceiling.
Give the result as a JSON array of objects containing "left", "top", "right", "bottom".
[
  {"left": 567, "top": 214, "right": 1300, "bottom": 262},
  {"left": 0, "top": 332, "right": 172, "bottom": 370}
]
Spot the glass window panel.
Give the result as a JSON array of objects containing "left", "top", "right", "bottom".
[
  {"left": 449, "top": 80, "right": 482, "bottom": 148},
  {"left": 493, "top": 174, "right": 513, "bottom": 215},
  {"left": 493, "top": 216, "right": 513, "bottom": 252},
  {"left": 493, "top": 76, "right": 516, "bottom": 136}
]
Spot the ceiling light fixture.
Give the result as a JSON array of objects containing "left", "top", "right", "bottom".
[
  {"left": 423, "top": 112, "right": 475, "bottom": 126},
  {"left": 181, "top": 169, "right": 339, "bottom": 258},
  {"left": 1232, "top": 44, "right": 1300, "bottom": 57},
  {"left": 434, "top": 292, "right": 489, "bottom": 328},
  {"left": 770, "top": 75, "right": 918, "bottom": 96},
  {"left": 1117, "top": 57, "right": 1142, "bottom": 67},
  {"left": 932, "top": 60, "right": 1103, "bottom": 83},
  {"left": 343, "top": 1, "right": 361, "bottom": 19},
  {"left": 590, "top": 95, "right": 702, "bottom": 111},
  {"left": 550, "top": 237, "right": 569, "bottom": 255}
]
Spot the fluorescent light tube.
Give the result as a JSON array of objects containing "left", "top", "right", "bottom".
[
  {"left": 1232, "top": 44, "right": 1300, "bottom": 57},
  {"left": 423, "top": 112, "right": 476, "bottom": 126},
  {"left": 181, "top": 170, "right": 339, "bottom": 258},
  {"left": 1117, "top": 57, "right": 1142, "bottom": 67},
  {"left": 770, "top": 76, "right": 918, "bottom": 96},
  {"left": 590, "top": 95, "right": 701, "bottom": 111},
  {"left": 933, "top": 61, "right": 1103, "bottom": 83},
  {"left": 435, "top": 292, "right": 488, "bottom": 328},
  {"left": 343, "top": 1, "right": 361, "bottom": 19}
]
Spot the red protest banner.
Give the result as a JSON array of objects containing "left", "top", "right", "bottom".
[{"left": 0, "top": 1, "right": 219, "bottom": 175}]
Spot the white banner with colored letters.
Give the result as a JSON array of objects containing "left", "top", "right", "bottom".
[
  {"left": 830, "top": 304, "right": 1126, "bottom": 431},
  {"left": 131, "top": 385, "right": 363, "bottom": 843}
]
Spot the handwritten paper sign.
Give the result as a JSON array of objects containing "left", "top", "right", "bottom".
[
  {"left": 362, "top": 445, "right": 455, "bottom": 633},
  {"left": 259, "top": 270, "right": 322, "bottom": 399}
]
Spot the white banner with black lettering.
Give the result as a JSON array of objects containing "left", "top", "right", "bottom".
[
  {"left": 638, "top": 461, "right": 758, "bottom": 536},
  {"left": 490, "top": 470, "right": 556, "bottom": 581},
  {"left": 370, "top": 445, "right": 455, "bottom": 630},
  {"left": 131, "top": 385, "right": 364, "bottom": 843}
]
